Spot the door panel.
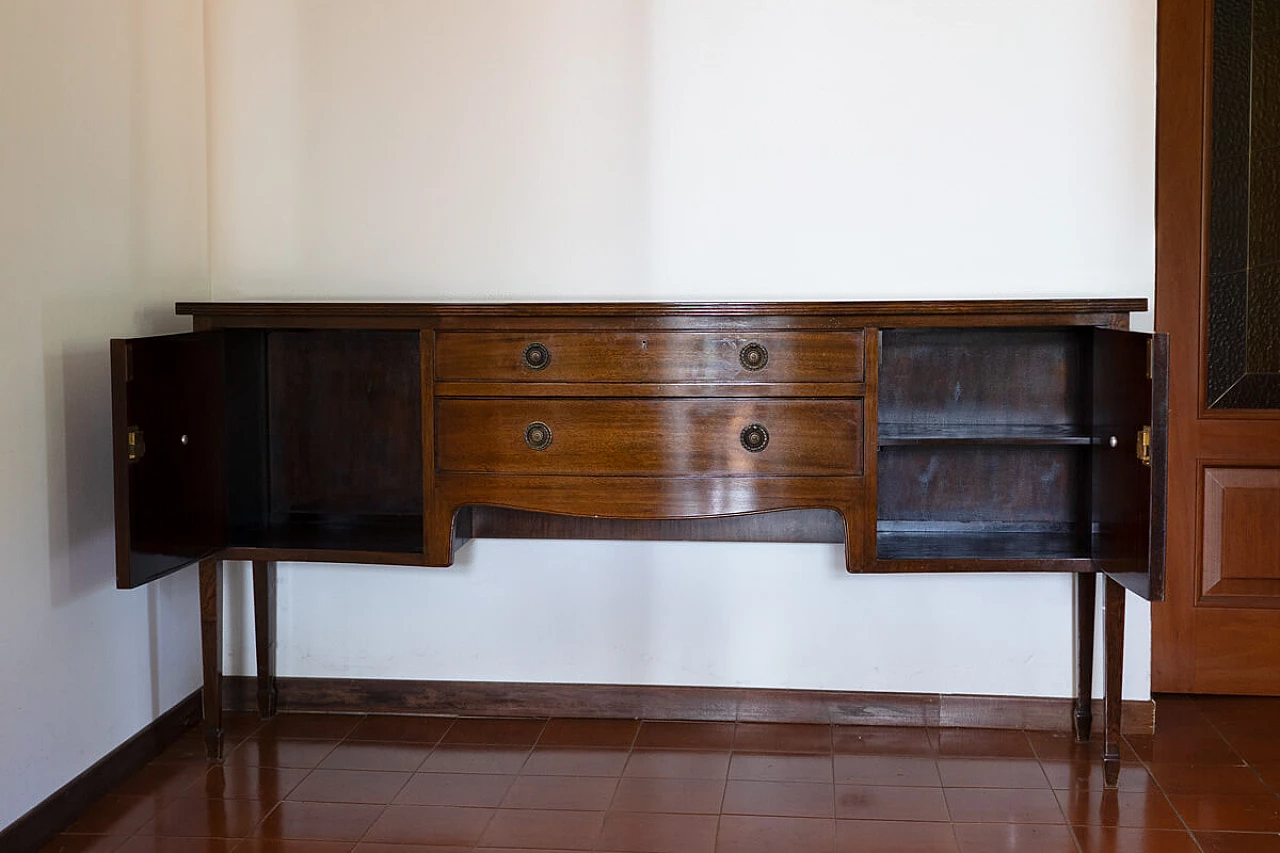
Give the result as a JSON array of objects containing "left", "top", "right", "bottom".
[
  {"left": 1090, "top": 329, "right": 1169, "bottom": 602},
  {"left": 1199, "top": 466, "right": 1280, "bottom": 604},
  {"left": 111, "top": 332, "right": 226, "bottom": 588}
]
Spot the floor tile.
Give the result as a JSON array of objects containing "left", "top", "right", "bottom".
[
  {"left": 521, "top": 746, "right": 629, "bottom": 776},
  {"left": 39, "top": 836, "right": 128, "bottom": 853},
  {"left": 1148, "top": 763, "right": 1274, "bottom": 796},
  {"left": 418, "top": 745, "right": 529, "bottom": 775},
  {"left": 253, "top": 801, "right": 383, "bottom": 841},
  {"left": 363, "top": 804, "right": 494, "bottom": 846},
  {"left": 65, "top": 795, "right": 162, "bottom": 835},
  {"left": 500, "top": 775, "right": 618, "bottom": 810},
  {"left": 944, "top": 787, "right": 1066, "bottom": 823},
  {"left": 835, "top": 783, "right": 949, "bottom": 821},
  {"left": 836, "top": 818, "right": 959, "bottom": 852},
  {"left": 316, "top": 740, "right": 432, "bottom": 773},
  {"left": 538, "top": 718, "right": 639, "bottom": 747},
  {"left": 287, "top": 769, "right": 412, "bottom": 804},
  {"left": 440, "top": 718, "right": 546, "bottom": 746},
  {"left": 597, "top": 811, "right": 718, "bottom": 853},
  {"left": 137, "top": 796, "right": 271, "bottom": 838},
  {"left": 609, "top": 777, "right": 727, "bottom": 814},
  {"left": 833, "top": 725, "right": 937, "bottom": 755},
  {"left": 478, "top": 808, "right": 605, "bottom": 850},
  {"left": 936, "top": 757, "right": 1050, "bottom": 788},
  {"left": 233, "top": 841, "right": 357, "bottom": 853},
  {"left": 354, "top": 845, "right": 471, "bottom": 853},
  {"left": 200, "top": 765, "right": 308, "bottom": 801},
  {"left": 733, "top": 722, "right": 831, "bottom": 754},
  {"left": 1040, "top": 758, "right": 1156, "bottom": 792},
  {"left": 1125, "top": 731, "right": 1242, "bottom": 765},
  {"left": 113, "top": 839, "right": 240, "bottom": 852},
  {"left": 715, "top": 815, "right": 834, "bottom": 853},
  {"left": 722, "top": 779, "right": 834, "bottom": 818},
  {"left": 1196, "top": 831, "right": 1280, "bottom": 853},
  {"left": 623, "top": 750, "right": 731, "bottom": 780},
  {"left": 257, "top": 715, "right": 361, "bottom": 741},
  {"left": 633, "top": 721, "right": 735, "bottom": 751},
  {"left": 954, "top": 822, "right": 1077, "bottom": 852},
  {"left": 1028, "top": 731, "right": 1137, "bottom": 762},
  {"left": 344, "top": 715, "right": 453, "bottom": 744},
  {"left": 833, "top": 753, "right": 941, "bottom": 787},
  {"left": 393, "top": 772, "right": 514, "bottom": 807},
  {"left": 1072, "top": 826, "right": 1202, "bottom": 852},
  {"left": 933, "top": 729, "right": 1035, "bottom": 758},
  {"left": 224, "top": 739, "right": 341, "bottom": 770},
  {"left": 354, "top": 845, "right": 470, "bottom": 853},
  {"left": 112, "top": 763, "right": 207, "bottom": 800},
  {"left": 728, "top": 752, "right": 833, "bottom": 783},
  {"left": 1167, "top": 794, "right": 1280, "bottom": 832},
  {"left": 1252, "top": 764, "right": 1280, "bottom": 794},
  {"left": 1056, "top": 788, "right": 1184, "bottom": 829}
]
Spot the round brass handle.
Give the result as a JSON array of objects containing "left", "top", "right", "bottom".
[
  {"left": 739, "top": 342, "right": 768, "bottom": 371},
  {"left": 525, "top": 421, "right": 553, "bottom": 450},
  {"left": 522, "top": 342, "right": 551, "bottom": 371},
  {"left": 740, "top": 423, "right": 769, "bottom": 452}
]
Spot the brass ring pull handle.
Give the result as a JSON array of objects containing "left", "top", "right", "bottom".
[
  {"left": 740, "top": 423, "right": 769, "bottom": 452},
  {"left": 739, "top": 342, "right": 769, "bottom": 371},
  {"left": 525, "top": 421, "right": 553, "bottom": 451},
  {"left": 522, "top": 342, "right": 551, "bottom": 370}
]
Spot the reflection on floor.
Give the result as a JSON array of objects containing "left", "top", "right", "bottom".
[{"left": 39, "top": 694, "right": 1280, "bottom": 852}]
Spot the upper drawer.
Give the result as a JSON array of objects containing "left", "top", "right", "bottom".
[
  {"left": 436, "top": 398, "right": 863, "bottom": 476},
  {"left": 435, "top": 331, "right": 864, "bottom": 384}
]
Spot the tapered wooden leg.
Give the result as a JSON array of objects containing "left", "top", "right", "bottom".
[
  {"left": 253, "top": 560, "right": 278, "bottom": 719},
  {"left": 199, "top": 558, "right": 224, "bottom": 761},
  {"left": 1074, "top": 572, "right": 1097, "bottom": 742},
  {"left": 1103, "top": 576, "right": 1126, "bottom": 787}
]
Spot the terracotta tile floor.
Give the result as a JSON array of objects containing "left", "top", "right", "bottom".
[{"left": 38, "top": 695, "right": 1280, "bottom": 852}]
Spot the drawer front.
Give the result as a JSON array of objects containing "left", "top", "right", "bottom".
[
  {"left": 436, "top": 398, "right": 863, "bottom": 476},
  {"left": 435, "top": 331, "right": 864, "bottom": 383}
]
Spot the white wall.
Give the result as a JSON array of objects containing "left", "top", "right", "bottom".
[
  {"left": 206, "top": 1, "right": 1155, "bottom": 699},
  {"left": 0, "top": 0, "right": 209, "bottom": 829}
]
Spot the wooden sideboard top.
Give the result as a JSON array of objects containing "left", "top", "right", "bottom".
[{"left": 177, "top": 298, "right": 1148, "bottom": 319}]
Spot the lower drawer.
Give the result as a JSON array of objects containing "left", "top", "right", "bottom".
[{"left": 436, "top": 398, "right": 863, "bottom": 476}]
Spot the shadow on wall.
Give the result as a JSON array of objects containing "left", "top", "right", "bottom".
[{"left": 42, "top": 298, "right": 192, "bottom": 609}]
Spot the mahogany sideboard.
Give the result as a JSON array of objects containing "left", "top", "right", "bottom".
[{"left": 110, "top": 299, "right": 1168, "bottom": 785}]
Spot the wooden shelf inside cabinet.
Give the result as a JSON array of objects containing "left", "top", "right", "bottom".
[
  {"left": 875, "top": 529, "right": 1091, "bottom": 561},
  {"left": 877, "top": 423, "right": 1093, "bottom": 447},
  {"left": 227, "top": 515, "right": 425, "bottom": 557}
]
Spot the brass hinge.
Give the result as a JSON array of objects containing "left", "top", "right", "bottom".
[
  {"left": 1136, "top": 425, "right": 1151, "bottom": 467},
  {"left": 127, "top": 427, "right": 145, "bottom": 462}
]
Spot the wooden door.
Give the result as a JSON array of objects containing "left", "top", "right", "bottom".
[
  {"left": 111, "top": 332, "right": 227, "bottom": 589},
  {"left": 1153, "top": 0, "right": 1280, "bottom": 693},
  {"left": 1091, "top": 329, "right": 1170, "bottom": 602}
]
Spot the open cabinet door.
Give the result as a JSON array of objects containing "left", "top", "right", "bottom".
[
  {"left": 1091, "top": 328, "right": 1170, "bottom": 601},
  {"left": 111, "top": 332, "right": 227, "bottom": 589}
]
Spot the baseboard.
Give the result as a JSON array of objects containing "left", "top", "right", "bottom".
[
  {"left": 0, "top": 689, "right": 201, "bottom": 853},
  {"left": 224, "top": 676, "right": 1155, "bottom": 734}
]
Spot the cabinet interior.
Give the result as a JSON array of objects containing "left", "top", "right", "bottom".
[
  {"left": 224, "top": 328, "right": 424, "bottom": 554},
  {"left": 876, "top": 327, "right": 1094, "bottom": 561}
]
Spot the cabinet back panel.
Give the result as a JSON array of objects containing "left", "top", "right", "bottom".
[
  {"left": 877, "top": 446, "right": 1084, "bottom": 524},
  {"left": 878, "top": 328, "right": 1087, "bottom": 426},
  {"left": 266, "top": 330, "right": 423, "bottom": 516}
]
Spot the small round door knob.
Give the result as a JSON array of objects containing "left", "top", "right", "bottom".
[
  {"left": 739, "top": 342, "right": 769, "bottom": 371},
  {"left": 525, "top": 421, "right": 553, "bottom": 450},
  {"left": 522, "top": 342, "right": 551, "bottom": 370},
  {"left": 740, "top": 423, "right": 769, "bottom": 452}
]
